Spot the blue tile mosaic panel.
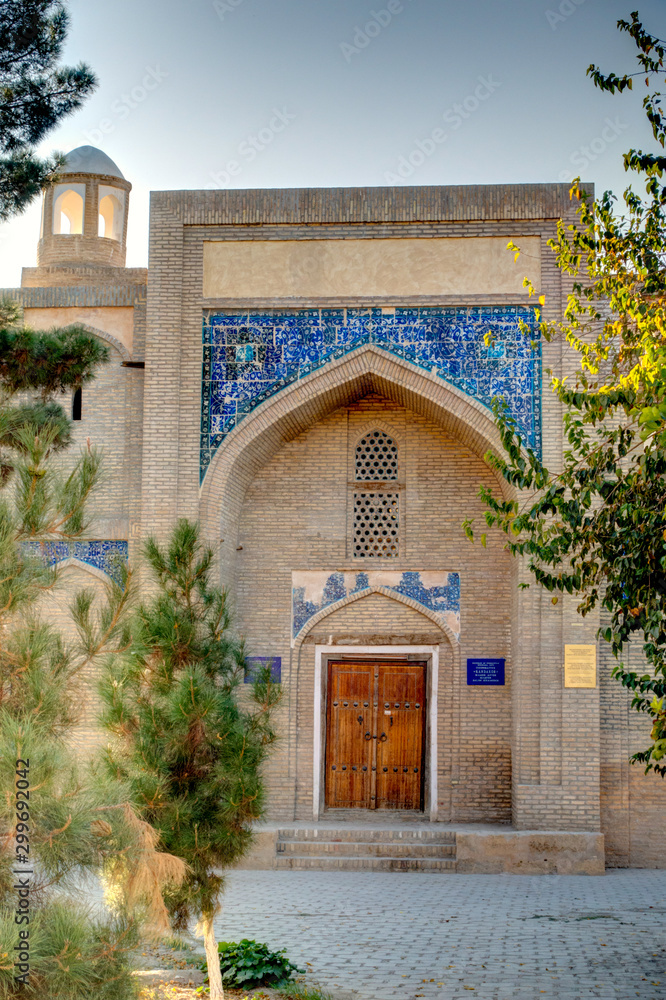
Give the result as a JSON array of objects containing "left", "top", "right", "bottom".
[
  {"left": 292, "top": 570, "right": 461, "bottom": 641},
  {"left": 22, "top": 540, "right": 129, "bottom": 585},
  {"left": 200, "top": 306, "right": 540, "bottom": 481}
]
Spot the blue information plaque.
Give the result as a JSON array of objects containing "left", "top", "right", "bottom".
[
  {"left": 244, "top": 656, "right": 281, "bottom": 684},
  {"left": 467, "top": 658, "right": 505, "bottom": 686}
]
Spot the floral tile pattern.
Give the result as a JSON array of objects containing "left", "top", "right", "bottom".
[
  {"left": 22, "top": 540, "right": 129, "bottom": 585},
  {"left": 200, "top": 306, "right": 541, "bottom": 482},
  {"left": 292, "top": 570, "right": 461, "bottom": 641}
]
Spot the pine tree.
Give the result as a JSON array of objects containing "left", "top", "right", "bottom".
[
  {"left": 0, "top": 0, "right": 97, "bottom": 220},
  {"left": 99, "top": 520, "right": 282, "bottom": 1000},
  {"left": 0, "top": 296, "right": 109, "bottom": 513},
  {"left": 0, "top": 298, "right": 109, "bottom": 482},
  {"left": 0, "top": 300, "right": 109, "bottom": 398},
  {"left": 0, "top": 314, "right": 186, "bottom": 998}
]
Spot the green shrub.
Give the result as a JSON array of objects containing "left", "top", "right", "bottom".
[{"left": 199, "top": 938, "right": 304, "bottom": 990}]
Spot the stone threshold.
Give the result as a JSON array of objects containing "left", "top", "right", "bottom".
[{"left": 238, "top": 818, "right": 605, "bottom": 876}]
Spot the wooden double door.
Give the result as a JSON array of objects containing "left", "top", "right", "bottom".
[{"left": 325, "top": 659, "right": 426, "bottom": 810}]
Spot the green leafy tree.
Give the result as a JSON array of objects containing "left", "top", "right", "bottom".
[
  {"left": 0, "top": 0, "right": 97, "bottom": 220},
  {"left": 99, "top": 520, "right": 282, "bottom": 1000},
  {"left": 464, "top": 12, "right": 666, "bottom": 772}
]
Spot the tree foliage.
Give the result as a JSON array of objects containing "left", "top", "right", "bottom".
[
  {"left": 0, "top": 0, "right": 97, "bottom": 220},
  {"left": 0, "top": 298, "right": 109, "bottom": 483},
  {"left": 464, "top": 12, "right": 666, "bottom": 773},
  {"left": 0, "top": 308, "right": 184, "bottom": 996},
  {"left": 99, "top": 519, "right": 282, "bottom": 999},
  {"left": 0, "top": 460, "right": 186, "bottom": 996},
  {"left": 0, "top": 301, "right": 109, "bottom": 400}
]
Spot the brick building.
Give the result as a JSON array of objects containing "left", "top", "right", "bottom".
[{"left": 8, "top": 145, "right": 665, "bottom": 872}]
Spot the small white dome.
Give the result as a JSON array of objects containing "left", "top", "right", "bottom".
[{"left": 61, "top": 145, "right": 124, "bottom": 179}]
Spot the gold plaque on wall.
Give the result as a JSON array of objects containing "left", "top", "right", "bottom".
[{"left": 564, "top": 645, "right": 597, "bottom": 688}]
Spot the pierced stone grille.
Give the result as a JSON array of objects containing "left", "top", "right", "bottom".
[
  {"left": 353, "top": 493, "right": 399, "bottom": 558},
  {"left": 355, "top": 430, "right": 398, "bottom": 481}
]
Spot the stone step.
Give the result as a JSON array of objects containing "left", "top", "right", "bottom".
[
  {"left": 276, "top": 827, "right": 456, "bottom": 845},
  {"left": 275, "top": 855, "right": 457, "bottom": 872},
  {"left": 277, "top": 839, "right": 455, "bottom": 858}
]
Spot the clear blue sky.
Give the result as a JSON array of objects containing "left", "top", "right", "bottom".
[{"left": 0, "top": 0, "right": 663, "bottom": 285}]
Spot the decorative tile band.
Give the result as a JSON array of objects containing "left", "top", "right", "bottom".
[
  {"left": 292, "top": 570, "right": 461, "bottom": 640},
  {"left": 22, "top": 540, "right": 129, "bottom": 585},
  {"left": 200, "top": 306, "right": 540, "bottom": 481}
]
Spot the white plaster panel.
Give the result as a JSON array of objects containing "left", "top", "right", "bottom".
[{"left": 203, "top": 237, "right": 542, "bottom": 299}]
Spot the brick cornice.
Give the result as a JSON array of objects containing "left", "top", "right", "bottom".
[{"left": 151, "top": 183, "right": 592, "bottom": 227}]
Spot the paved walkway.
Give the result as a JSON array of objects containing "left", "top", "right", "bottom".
[{"left": 213, "top": 869, "right": 666, "bottom": 1000}]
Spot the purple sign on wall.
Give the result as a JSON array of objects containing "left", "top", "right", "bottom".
[
  {"left": 244, "top": 657, "right": 281, "bottom": 684},
  {"left": 467, "top": 658, "right": 505, "bottom": 686}
]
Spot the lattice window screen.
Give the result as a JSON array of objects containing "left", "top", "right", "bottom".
[
  {"left": 353, "top": 493, "right": 399, "bottom": 558},
  {"left": 355, "top": 430, "right": 398, "bottom": 480}
]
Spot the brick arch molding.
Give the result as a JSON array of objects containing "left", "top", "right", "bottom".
[
  {"left": 51, "top": 556, "right": 117, "bottom": 583},
  {"left": 76, "top": 323, "right": 131, "bottom": 362},
  {"left": 293, "top": 584, "right": 460, "bottom": 649},
  {"left": 198, "top": 344, "right": 514, "bottom": 573}
]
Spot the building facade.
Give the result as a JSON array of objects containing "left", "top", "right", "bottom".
[{"left": 8, "top": 145, "right": 665, "bottom": 871}]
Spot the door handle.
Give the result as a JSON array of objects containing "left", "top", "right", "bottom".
[
  {"left": 365, "top": 732, "right": 372, "bottom": 741},
  {"left": 379, "top": 732, "right": 388, "bottom": 742}
]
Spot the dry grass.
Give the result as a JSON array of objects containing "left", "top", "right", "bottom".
[
  {"left": 102, "top": 802, "right": 189, "bottom": 936},
  {"left": 138, "top": 986, "right": 276, "bottom": 1000}
]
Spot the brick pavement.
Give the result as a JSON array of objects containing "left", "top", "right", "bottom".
[{"left": 212, "top": 869, "right": 666, "bottom": 1000}]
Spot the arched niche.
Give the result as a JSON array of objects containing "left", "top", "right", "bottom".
[
  {"left": 52, "top": 184, "right": 85, "bottom": 235},
  {"left": 293, "top": 584, "right": 460, "bottom": 649},
  {"left": 98, "top": 185, "right": 126, "bottom": 240},
  {"left": 293, "top": 588, "right": 459, "bottom": 821},
  {"left": 73, "top": 322, "right": 132, "bottom": 363},
  {"left": 199, "top": 345, "right": 515, "bottom": 579}
]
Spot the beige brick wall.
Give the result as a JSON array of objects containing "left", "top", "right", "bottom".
[
  {"left": 599, "top": 628, "right": 666, "bottom": 867},
  {"left": 0, "top": 258, "right": 147, "bottom": 761},
  {"left": 234, "top": 395, "right": 512, "bottom": 823},
  {"left": 140, "top": 184, "right": 607, "bottom": 836},
  {"left": 39, "top": 563, "right": 111, "bottom": 755},
  {"left": 8, "top": 180, "right": 666, "bottom": 865}
]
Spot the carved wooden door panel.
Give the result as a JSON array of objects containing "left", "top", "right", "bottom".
[
  {"left": 325, "top": 660, "right": 426, "bottom": 810},
  {"left": 375, "top": 663, "right": 426, "bottom": 809},
  {"left": 325, "top": 661, "right": 374, "bottom": 808}
]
